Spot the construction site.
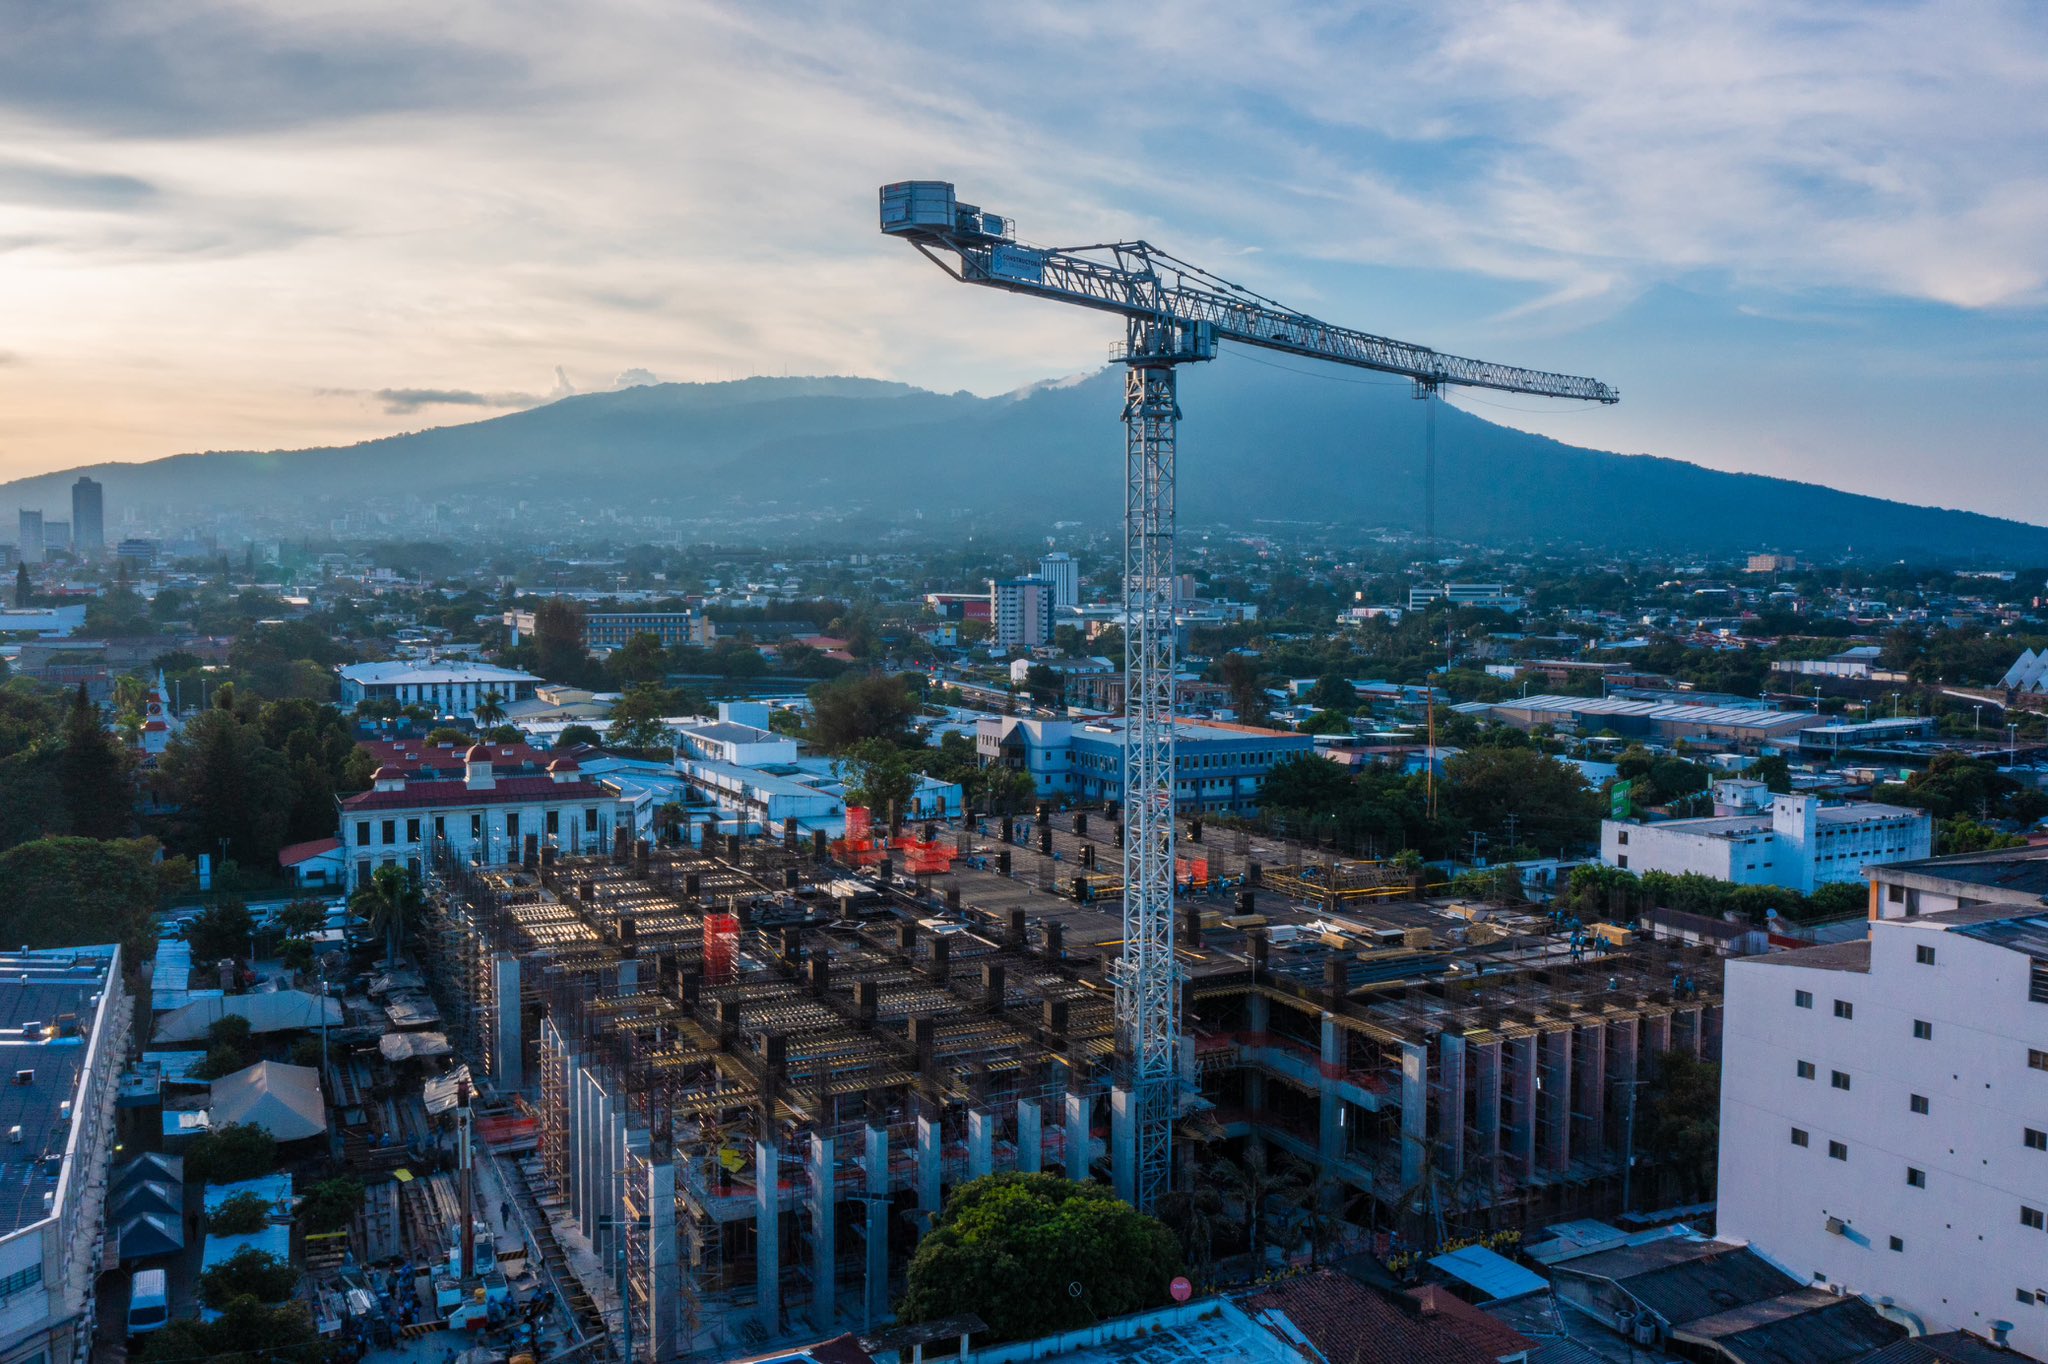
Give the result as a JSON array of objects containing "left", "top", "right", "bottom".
[{"left": 412, "top": 809, "right": 1724, "bottom": 1358}]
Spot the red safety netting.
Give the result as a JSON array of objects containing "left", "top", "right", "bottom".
[
  {"left": 1176, "top": 857, "right": 1211, "bottom": 887},
  {"left": 895, "top": 836, "right": 958, "bottom": 877},
  {"left": 704, "top": 912, "right": 739, "bottom": 984},
  {"left": 831, "top": 806, "right": 887, "bottom": 866}
]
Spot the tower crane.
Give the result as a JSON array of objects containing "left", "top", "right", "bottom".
[{"left": 880, "top": 182, "right": 1617, "bottom": 1211}]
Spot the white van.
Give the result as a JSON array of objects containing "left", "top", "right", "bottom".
[{"left": 127, "top": 1267, "right": 169, "bottom": 1336}]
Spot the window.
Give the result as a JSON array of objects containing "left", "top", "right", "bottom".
[
  {"left": 1617, "top": 854, "right": 1628, "bottom": 869},
  {"left": 0, "top": 1262, "right": 42, "bottom": 1298},
  {"left": 1796, "top": 990, "right": 1814, "bottom": 1009},
  {"left": 546, "top": 809, "right": 559, "bottom": 835},
  {"left": 1915, "top": 943, "right": 1936, "bottom": 965},
  {"left": 1907, "top": 1167, "right": 1926, "bottom": 1188},
  {"left": 357, "top": 820, "right": 371, "bottom": 846},
  {"left": 1797, "top": 1061, "right": 1816, "bottom": 1080},
  {"left": 2031, "top": 960, "right": 2048, "bottom": 1005},
  {"left": 585, "top": 807, "right": 599, "bottom": 833},
  {"left": 1617, "top": 830, "right": 1628, "bottom": 846},
  {"left": 1831, "top": 1070, "right": 1851, "bottom": 1090},
  {"left": 406, "top": 818, "right": 420, "bottom": 842},
  {"left": 2024, "top": 1206, "right": 2046, "bottom": 1230},
  {"left": 507, "top": 813, "right": 521, "bottom": 845},
  {"left": 1791, "top": 1128, "right": 1809, "bottom": 1147},
  {"left": 1829, "top": 1141, "right": 1848, "bottom": 1160},
  {"left": 381, "top": 819, "right": 395, "bottom": 845},
  {"left": 1834, "top": 999, "right": 1854, "bottom": 1019},
  {"left": 1908, "top": 1018, "right": 1933, "bottom": 1040},
  {"left": 434, "top": 815, "right": 445, "bottom": 838},
  {"left": 1888, "top": 883, "right": 1905, "bottom": 903},
  {"left": 470, "top": 813, "right": 483, "bottom": 839},
  {"left": 2022, "top": 1290, "right": 2039, "bottom": 1305},
  {"left": 2026, "top": 1128, "right": 2046, "bottom": 1151},
  {"left": 1911, "top": 1094, "right": 1929, "bottom": 1115},
  {"left": 2030, "top": 1049, "right": 2048, "bottom": 1071}
]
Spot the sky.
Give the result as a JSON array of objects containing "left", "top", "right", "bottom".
[{"left": 3, "top": 1, "right": 2047, "bottom": 520}]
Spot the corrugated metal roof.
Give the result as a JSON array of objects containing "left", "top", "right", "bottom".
[
  {"left": 1429, "top": 1244, "right": 1549, "bottom": 1301},
  {"left": 1953, "top": 912, "right": 2048, "bottom": 961}
]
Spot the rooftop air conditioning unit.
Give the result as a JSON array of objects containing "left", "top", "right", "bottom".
[{"left": 1825, "top": 1216, "right": 1847, "bottom": 1236}]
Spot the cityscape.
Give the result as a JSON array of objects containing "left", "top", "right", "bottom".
[{"left": 0, "top": 7, "right": 2043, "bottom": 1364}]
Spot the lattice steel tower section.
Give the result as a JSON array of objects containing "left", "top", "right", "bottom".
[{"left": 880, "top": 182, "right": 1617, "bottom": 1210}]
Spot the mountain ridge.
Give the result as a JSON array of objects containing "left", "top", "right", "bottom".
[{"left": 4, "top": 366, "right": 2039, "bottom": 560}]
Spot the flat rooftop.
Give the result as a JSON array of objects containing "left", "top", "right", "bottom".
[{"left": 0, "top": 946, "right": 120, "bottom": 1238}]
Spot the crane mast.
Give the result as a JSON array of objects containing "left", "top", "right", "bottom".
[{"left": 881, "top": 182, "right": 1616, "bottom": 1211}]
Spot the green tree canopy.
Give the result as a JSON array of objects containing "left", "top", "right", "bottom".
[
  {"left": 351, "top": 863, "right": 425, "bottom": 966},
  {"left": 808, "top": 672, "right": 919, "bottom": 753},
  {"left": 298, "top": 1177, "right": 365, "bottom": 1235},
  {"left": 207, "top": 1191, "right": 271, "bottom": 1235},
  {"left": 186, "top": 1123, "right": 278, "bottom": 1185},
  {"left": 187, "top": 899, "right": 255, "bottom": 963},
  {"left": 898, "top": 1173, "right": 1183, "bottom": 1342},
  {"left": 1442, "top": 747, "right": 1600, "bottom": 851},
  {"left": 197, "top": 1247, "right": 299, "bottom": 1309},
  {"left": 839, "top": 738, "right": 918, "bottom": 825},
  {"left": 0, "top": 836, "right": 163, "bottom": 956},
  {"left": 58, "top": 683, "right": 131, "bottom": 838},
  {"left": 605, "top": 681, "right": 688, "bottom": 753},
  {"left": 138, "top": 1297, "right": 323, "bottom": 1364},
  {"left": 1305, "top": 671, "right": 1357, "bottom": 711},
  {"left": 554, "top": 722, "right": 602, "bottom": 749}
]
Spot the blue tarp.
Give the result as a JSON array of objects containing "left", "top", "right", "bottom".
[{"left": 1428, "top": 1244, "right": 1548, "bottom": 1302}]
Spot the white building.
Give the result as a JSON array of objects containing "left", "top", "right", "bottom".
[
  {"left": 1718, "top": 849, "right": 2048, "bottom": 1358},
  {"left": 977, "top": 715, "right": 1313, "bottom": 814},
  {"left": 338, "top": 661, "right": 542, "bottom": 719},
  {"left": 989, "top": 577, "right": 1054, "bottom": 650},
  {"left": 0, "top": 946, "right": 128, "bottom": 1364},
  {"left": 1036, "top": 551, "right": 1079, "bottom": 609},
  {"left": 339, "top": 739, "right": 631, "bottom": 886},
  {"left": 1601, "top": 795, "right": 1931, "bottom": 895}
]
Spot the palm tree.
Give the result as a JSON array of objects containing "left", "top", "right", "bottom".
[
  {"left": 1155, "top": 1181, "right": 1231, "bottom": 1288},
  {"left": 352, "top": 864, "right": 426, "bottom": 967},
  {"left": 473, "top": 691, "right": 507, "bottom": 729},
  {"left": 1209, "top": 1144, "right": 1311, "bottom": 1269}
]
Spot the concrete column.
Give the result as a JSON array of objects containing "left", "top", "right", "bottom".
[
  {"left": 1507, "top": 1036, "right": 1537, "bottom": 1177},
  {"left": 601, "top": 1087, "right": 623, "bottom": 1262},
  {"left": 1607, "top": 1018, "right": 1640, "bottom": 1157},
  {"left": 966, "top": 1109, "right": 993, "bottom": 1182},
  {"left": 916, "top": 1106, "right": 943, "bottom": 1216},
  {"left": 756, "top": 1136, "right": 781, "bottom": 1332},
  {"left": 492, "top": 953, "right": 523, "bottom": 1091},
  {"left": 1540, "top": 1028, "right": 1573, "bottom": 1173},
  {"left": 1016, "top": 1096, "right": 1043, "bottom": 1173},
  {"left": 1110, "top": 1086, "right": 1137, "bottom": 1204},
  {"left": 861, "top": 1124, "right": 888, "bottom": 1329},
  {"left": 1399, "top": 1041, "right": 1429, "bottom": 1191},
  {"left": 647, "top": 1150, "right": 679, "bottom": 1362},
  {"left": 1438, "top": 1033, "right": 1468, "bottom": 1181},
  {"left": 1065, "top": 1089, "right": 1090, "bottom": 1182},
  {"left": 573, "top": 1067, "right": 595, "bottom": 1235},
  {"left": 1245, "top": 994, "right": 1270, "bottom": 1114},
  {"left": 1318, "top": 1014, "right": 1343, "bottom": 1166},
  {"left": 808, "top": 1133, "right": 836, "bottom": 1329},
  {"left": 1573, "top": 1023, "right": 1606, "bottom": 1161},
  {"left": 1676, "top": 1005, "right": 1703, "bottom": 1058},
  {"left": 1644, "top": 1010, "right": 1673, "bottom": 1066},
  {"left": 1471, "top": 1039, "right": 1502, "bottom": 1181}
]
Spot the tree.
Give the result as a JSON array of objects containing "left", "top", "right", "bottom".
[
  {"left": 159, "top": 708, "right": 294, "bottom": 867},
  {"left": 1442, "top": 747, "right": 1600, "bottom": 850},
  {"left": 1306, "top": 671, "right": 1356, "bottom": 711},
  {"left": 57, "top": 683, "right": 130, "bottom": 838},
  {"left": 425, "top": 726, "right": 471, "bottom": 747},
  {"left": 197, "top": 1247, "right": 299, "bottom": 1309},
  {"left": 275, "top": 899, "right": 326, "bottom": 937},
  {"left": 1747, "top": 753, "right": 1792, "bottom": 794},
  {"left": 555, "top": 722, "right": 602, "bottom": 749},
  {"left": 1217, "top": 653, "right": 1268, "bottom": 725},
  {"left": 138, "top": 1298, "right": 323, "bottom": 1364},
  {"left": 0, "top": 836, "right": 163, "bottom": 956},
  {"left": 531, "top": 598, "right": 593, "bottom": 684},
  {"left": 808, "top": 672, "right": 919, "bottom": 753},
  {"left": 1208, "top": 1144, "right": 1310, "bottom": 1267},
  {"left": 898, "top": 1173, "right": 1182, "bottom": 1342},
  {"left": 298, "top": 1177, "right": 364, "bottom": 1234},
  {"left": 207, "top": 1191, "right": 272, "bottom": 1235},
  {"left": 1637, "top": 1052, "right": 1720, "bottom": 1203},
  {"left": 352, "top": 862, "right": 425, "bottom": 966},
  {"left": 1295, "top": 709, "right": 1353, "bottom": 736},
  {"left": 607, "top": 632, "right": 671, "bottom": 687},
  {"left": 185, "top": 1123, "right": 278, "bottom": 1184},
  {"left": 606, "top": 682, "right": 682, "bottom": 753},
  {"left": 840, "top": 738, "right": 918, "bottom": 826},
  {"left": 472, "top": 691, "right": 507, "bottom": 729},
  {"left": 187, "top": 900, "right": 256, "bottom": 963}
]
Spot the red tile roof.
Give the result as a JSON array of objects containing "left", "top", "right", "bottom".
[
  {"left": 357, "top": 738, "right": 551, "bottom": 778},
  {"left": 277, "top": 837, "right": 343, "bottom": 866},
  {"left": 1407, "top": 1285, "right": 1535, "bottom": 1359},
  {"left": 1249, "top": 1271, "right": 1525, "bottom": 1364},
  {"left": 341, "top": 776, "right": 618, "bottom": 811}
]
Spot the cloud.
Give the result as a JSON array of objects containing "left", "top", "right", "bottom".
[
  {"left": 612, "top": 368, "right": 659, "bottom": 388},
  {"left": 0, "top": 160, "right": 156, "bottom": 211},
  {"left": 371, "top": 388, "right": 541, "bottom": 415}
]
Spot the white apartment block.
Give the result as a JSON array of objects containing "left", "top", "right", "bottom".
[
  {"left": 1718, "top": 850, "right": 2048, "bottom": 1358},
  {"left": 339, "top": 661, "right": 541, "bottom": 719},
  {"left": 989, "top": 577, "right": 1054, "bottom": 650},
  {"left": 1036, "top": 551, "right": 1079, "bottom": 609},
  {"left": 1601, "top": 794, "right": 1930, "bottom": 895}
]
